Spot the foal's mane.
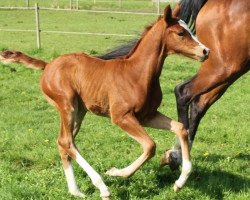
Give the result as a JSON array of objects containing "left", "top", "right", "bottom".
[
  {"left": 98, "top": 16, "right": 162, "bottom": 60},
  {"left": 178, "top": 0, "right": 207, "bottom": 34}
]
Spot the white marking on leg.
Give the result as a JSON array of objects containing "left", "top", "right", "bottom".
[
  {"left": 64, "top": 164, "right": 85, "bottom": 197},
  {"left": 75, "top": 151, "right": 110, "bottom": 198},
  {"left": 175, "top": 159, "right": 192, "bottom": 189}
]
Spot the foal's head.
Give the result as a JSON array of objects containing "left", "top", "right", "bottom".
[{"left": 161, "top": 6, "right": 209, "bottom": 61}]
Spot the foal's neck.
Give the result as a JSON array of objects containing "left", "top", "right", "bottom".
[{"left": 129, "top": 21, "right": 166, "bottom": 83}]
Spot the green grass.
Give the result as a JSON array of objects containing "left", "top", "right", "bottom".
[{"left": 0, "top": 6, "right": 249, "bottom": 200}]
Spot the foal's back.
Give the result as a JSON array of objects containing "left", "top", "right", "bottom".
[{"left": 41, "top": 53, "right": 144, "bottom": 116}]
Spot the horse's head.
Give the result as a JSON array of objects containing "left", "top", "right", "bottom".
[{"left": 161, "top": 6, "right": 209, "bottom": 62}]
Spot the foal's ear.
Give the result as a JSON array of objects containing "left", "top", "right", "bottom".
[{"left": 163, "top": 5, "right": 173, "bottom": 25}]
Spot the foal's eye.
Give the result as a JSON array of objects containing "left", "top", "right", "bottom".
[{"left": 177, "top": 32, "right": 185, "bottom": 37}]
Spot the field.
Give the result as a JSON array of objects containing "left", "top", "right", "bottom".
[{"left": 0, "top": 3, "right": 249, "bottom": 200}]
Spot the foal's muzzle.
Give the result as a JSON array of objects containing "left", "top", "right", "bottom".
[{"left": 201, "top": 48, "right": 210, "bottom": 61}]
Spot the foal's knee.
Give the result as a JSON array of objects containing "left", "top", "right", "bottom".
[
  {"left": 174, "top": 122, "right": 188, "bottom": 140},
  {"left": 57, "top": 137, "right": 76, "bottom": 158}
]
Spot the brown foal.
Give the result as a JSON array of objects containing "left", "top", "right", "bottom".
[{"left": 0, "top": 6, "right": 209, "bottom": 199}]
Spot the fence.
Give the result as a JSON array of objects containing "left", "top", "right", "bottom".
[
  {"left": 0, "top": 1, "right": 178, "bottom": 49},
  {"left": 0, "top": 0, "right": 179, "bottom": 14}
]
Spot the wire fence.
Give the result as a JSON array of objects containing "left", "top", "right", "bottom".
[
  {"left": 0, "top": 0, "right": 179, "bottom": 14},
  {"left": 0, "top": 0, "right": 178, "bottom": 49}
]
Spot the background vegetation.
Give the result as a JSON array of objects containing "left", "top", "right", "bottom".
[{"left": 0, "top": 1, "right": 249, "bottom": 200}]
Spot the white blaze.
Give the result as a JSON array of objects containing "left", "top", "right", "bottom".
[{"left": 178, "top": 19, "right": 209, "bottom": 51}]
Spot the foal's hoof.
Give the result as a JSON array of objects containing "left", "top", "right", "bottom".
[
  {"left": 102, "top": 197, "right": 110, "bottom": 200},
  {"left": 160, "top": 150, "right": 181, "bottom": 171},
  {"left": 106, "top": 167, "right": 121, "bottom": 177},
  {"left": 173, "top": 183, "right": 181, "bottom": 192},
  {"left": 70, "top": 190, "right": 86, "bottom": 198}
]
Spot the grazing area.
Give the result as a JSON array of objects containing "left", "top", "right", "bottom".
[{"left": 0, "top": 6, "right": 249, "bottom": 200}]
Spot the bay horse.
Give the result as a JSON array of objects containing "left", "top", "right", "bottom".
[
  {"left": 0, "top": 6, "right": 209, "bottom": 199},
  {"left": 161, "top": 0, "right": 250, "bottom": 169}
]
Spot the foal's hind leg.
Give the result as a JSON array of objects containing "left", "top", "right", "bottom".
[
  {"left": 60, "top": 99, "right": 87, "bottom": 197},
  {"left": 42, "top": 94, "right": 85, "bottom": 197},
  {"left": 54, "top": 96, "right": 110, "bottom": 199},
  {"left": 142, "top": 111, "right": 192, "bottom": 192},
  {"left": 106, "top": 112, "right": 156, "bottom": 178}
]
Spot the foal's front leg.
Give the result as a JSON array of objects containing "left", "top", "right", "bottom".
[
  {"left": 106, "top": 112, "right": 156, "bottom": 178},
  {"left": 142, "top": 111, "right": 192, "bottom": 192}
]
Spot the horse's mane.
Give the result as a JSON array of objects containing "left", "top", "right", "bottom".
[
  {"left": 178, "top": 0, "right": 207, "bottom": 34},
  {"left": 98, "top": 17, "right": 161, "bottom": 60}
]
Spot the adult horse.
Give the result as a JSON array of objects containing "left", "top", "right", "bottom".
[
  {"left": 162, "top": 0, "right": 250, "bottom": 169},
  {"left": 0, "top": 6, "right": 209, "bottom": 199}
]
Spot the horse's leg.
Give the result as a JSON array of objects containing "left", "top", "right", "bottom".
[
  {"left": 170, "top": 60, "right": 249, "bottom": 169},
  {"left": 106, "top": 112, "right": 156, "bottom": 178},
  {"left": 161, "top": 77, "right": 195, "bottom": 171},
  {"left": 175, "top": 57, "right": 230, "bottom": 127},
  {"left": 165, "top": 85, "right": 229, "bottom": 169},
  {"left": 42, "top": 94, "right": 84, "bottom": 197},
  {"left": 166, "top": 84, "right": 229, "bottom": 168},
  {"left": 189, "top": 61, "right": 250, "bottom": 141},
  {"left": 62, "top": 98, "right": 88, "bottom": 197},
  {"left": 55, "top": 96, "right": 110, "bottom": 199},
  {"left": 171, "top": 59, "right": 230, "bottom": 168},
  {"left": 175, "top": 76, "right": 196, "bottom": 129},
  {"left": 72, "top": 97, "right": 86, "bottom": 139},
  {"left": 142, "top": 111, "right": 191, "bottom": 192},
  {"left": 188, "top": 84, "right": 229, "bottom": 141}
]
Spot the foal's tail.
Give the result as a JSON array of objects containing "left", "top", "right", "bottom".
[{"left": 0, "top": 50, "right": 47, "bottom": 70}]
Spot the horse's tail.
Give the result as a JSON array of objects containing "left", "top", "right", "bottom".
[
  {"left": 0, "top": 50, "right": 48, "bottom": 70},
  {"left": 178, "top": 0, "right": 208, "bottom": 33}
]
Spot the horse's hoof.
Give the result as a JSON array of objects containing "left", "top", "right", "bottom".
[
  {"left": 173, "top": 183, "right": 181, "bottom": 192},
  {"left": 160, "top": 150, "right": 181, "bottom": 171}
]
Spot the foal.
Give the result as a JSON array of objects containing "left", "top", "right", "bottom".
[{"left": 0, "top": 6, "right": 209, "bottom": 199}]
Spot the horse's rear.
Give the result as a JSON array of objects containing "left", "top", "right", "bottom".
[
  {"left": 165, "top": 0, "right": 249, "bottom": 170},
  {"left": 188, "top": 0, "right": 250, "bottom": 133},
  {"left": 175, "top": 0, "right": 250, "bottom": 136},
  {"left": 196, "top": 0, "right": 250, "bottom": 71}
]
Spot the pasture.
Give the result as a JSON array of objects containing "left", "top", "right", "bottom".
[{"left": 0, "top": 4, "right": 249, "bottom": 200}]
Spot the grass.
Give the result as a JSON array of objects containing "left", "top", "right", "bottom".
[{"left": 0, "top": 5, "right": 249, "bottom": 200}]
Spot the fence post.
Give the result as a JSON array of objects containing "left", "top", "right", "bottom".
[
  {"left": 119, "top": 0, "right": 122, "bottom": 8},
  {"left": 76, "top": 0, "right": 79, "bottom": 10},
  {"left": 35, "top": 3, "right": 41, "bottom": 49},
  {"left": 26, "top": 0, "right": 29, "bottom": 9}
]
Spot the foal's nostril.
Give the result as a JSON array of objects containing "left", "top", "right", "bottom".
[
  {"left": 203, "top": 49, "right": 207, "bottom": 55},
  {"left": 203, "top": 49, "right": 210, "bottom": 56}
]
